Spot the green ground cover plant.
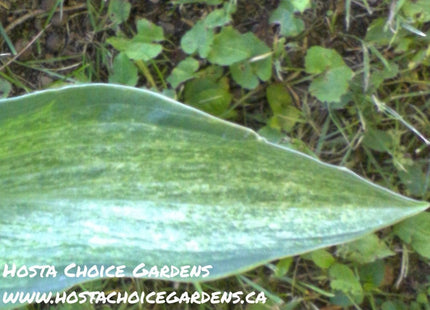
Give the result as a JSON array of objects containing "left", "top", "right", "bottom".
[{"left": 0, "top": 0, "right": 429, "bottom": 309}]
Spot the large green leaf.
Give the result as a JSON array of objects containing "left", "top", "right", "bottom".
[{"left": 0, "top": 84, "right": 428, "bottom": 308}]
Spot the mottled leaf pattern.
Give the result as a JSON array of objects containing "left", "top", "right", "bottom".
[{"left": 0, "top": 84, "right": 427, "bottom": 308}]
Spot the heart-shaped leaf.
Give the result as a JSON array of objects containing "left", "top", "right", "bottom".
[
  {"left": 181, "top": 20, "right": 214, "bottom": 58},
  {"left": 0, "top": 84, "right": 427, "bottom": 308},
  {"left": 207, "top": 26, "right": 250, "bottom": 65},
  {"left": 167, "top": 57, "right": 200, "bottom": 88},
  {"left": 305, "top": 47, "right": 354, "bottom": 103},
  {"left": 109, "top": 52, "right": 138, "bottom": 86},
  {"left": 270, "top": 7, "right": 305, "bottom": 37}
]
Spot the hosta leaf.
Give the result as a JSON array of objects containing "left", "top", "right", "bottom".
[{"left": 0, "top": 84, "right": 428, "bottom": 308}]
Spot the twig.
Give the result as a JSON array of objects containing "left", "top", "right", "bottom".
[
  {"left": 5, "top": 9, "right": 43, "bottom": 34},
  {"left": 5, "top": 3, "right": 87, "bottom": 34},
  {"left": 0, "top": 25, "right": 50, "bottom": 72},
  {"left": 395, "top": 243, "right": 408, "bottom": 289}
]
